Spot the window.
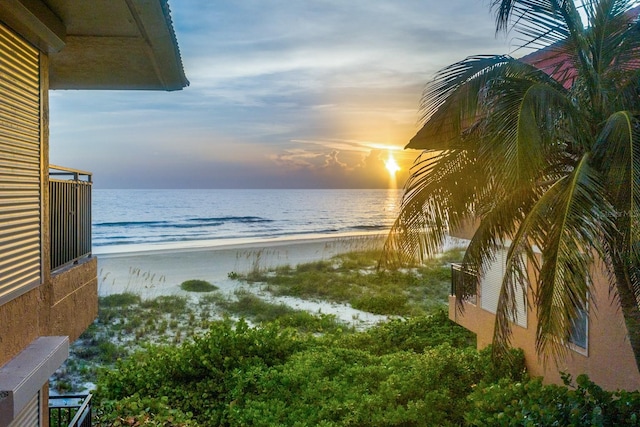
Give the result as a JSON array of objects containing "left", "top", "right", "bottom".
[{"left": 568, "top": 306, "right": 588, "bottom": 351}]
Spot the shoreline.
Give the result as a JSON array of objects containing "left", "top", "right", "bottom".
[
  {"left": 97, "top": 233, "right": 388, "bottom": 299},
  {"left": 96, "top": 232, "right": 468, "bottom": 300},
  {"left": 94, "top": 231, "right": 389, "bottom": 258}
]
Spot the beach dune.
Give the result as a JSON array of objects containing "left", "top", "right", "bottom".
[{"left": 97, "top": 235, "right": 386, "bottom": 298}]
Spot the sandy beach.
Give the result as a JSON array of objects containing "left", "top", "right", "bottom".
[
  {"left": 96, "top": 234, "right": 391, "bottom": 324},
  {"left": 97, "top": 234, "right": 387, "bottom": 295},
  {"left": 96, "top": 233, "right": 468, "bottom": 328}
]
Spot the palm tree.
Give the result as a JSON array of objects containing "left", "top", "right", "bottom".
[{"left": 383, "top": 0, "right": 640, "bottom": 368}]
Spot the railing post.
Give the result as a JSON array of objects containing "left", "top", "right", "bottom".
[
  {"left": 49, "top": 165, "right": 92, "bottom": 272},
  {"left": 74, "top": 170, "right": 79, "bottom": 265},
  {"left": 451, "top": 263, "right": 478, "bottom": 304},
  {"left": 48, "top": 394, "right": 92, "bottom": 427}
]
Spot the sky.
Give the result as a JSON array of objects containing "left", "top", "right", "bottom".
[{"left": 49, "top": 0, "right": 515, "bottom": 189}]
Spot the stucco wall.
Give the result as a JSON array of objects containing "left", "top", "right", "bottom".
[
  {"left": 0, "top": 257, "right": 97, "bottom": 367},
  {"left": 49, "top": 258, "right": 98, "bottom": 342},
  {"left": 0, "top": 289, "right": 42, "bottom": 367},
  {"left": 449, "top": 264, "right": 640, "bottom": 391}
]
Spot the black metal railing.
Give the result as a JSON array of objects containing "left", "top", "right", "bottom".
[
  {"left": 50, "top": 165, "right": 92, "bottom": 271},
  {"left": 451, "top": 263, "right": 478, "bottom": 304},
  {"left": 49, "top": 394, "right": 92, "bottom": 427}
]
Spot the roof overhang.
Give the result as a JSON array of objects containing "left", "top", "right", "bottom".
[
  {"left": 0, "top": 0, "right": 188, "bottom": 91},
  {"left": 407, "top": 6, "right": 640, "bottom": 150}
]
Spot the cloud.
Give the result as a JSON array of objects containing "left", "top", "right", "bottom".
[{"left": 50, "top": 0, "right": 514, "bottom": 188}]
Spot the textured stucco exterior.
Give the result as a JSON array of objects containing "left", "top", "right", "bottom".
[
  {"left": 449, "top": 261, "right": 640, "bottom": 391},
  {"left": 0, "top": 258, "right": 97, "bottom": 368},
  {"left": 0, "top": 288, "right": 42, "bottom": 368},
  {"left": 49, "top": 258, "right": 99, "bottom": 343}
]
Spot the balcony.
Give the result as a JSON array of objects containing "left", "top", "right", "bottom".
[
  {"left": 450, "top": 263, "right": 478, "bottom": 305},
  {"left": 48, "top": 165, "right": 98, "bottom": 344},
  {"left": 49, "top": 394, "right": 92, "bottom": 427},
  {"left": 49, "top": 166, "right": 92, "bottom": 272}
]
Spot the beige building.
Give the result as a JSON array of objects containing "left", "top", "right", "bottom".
[
  {"left": 0, "top": 1, "right": 187, "bottom": 425},
  {"left": 449, "top": 224, "right": 640, "bottom": 391}
]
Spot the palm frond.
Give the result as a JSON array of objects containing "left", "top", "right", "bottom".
[
  {"left": 593, "top": 111, "right": 640, "bottom": 304},
  {"left": 480, "top": 76, "right": 582, "bottom": 189},
  {"left": 382, "top": 149, "right": 481, "bottom": 266},
  {"left": 536, "top": 153, "right": 613, "bottom": 360},
  {"left": 492, "top": 0, "right": 580, "bottom": 49},
  {"left": 491, "top": 185, "right": 552, "bottom": 359},
  {"left": 493, "top": 241, "right": 539, "bottom": 359},
  {"left": 418, "top": 55, "right": 513, "bottom": 122}
]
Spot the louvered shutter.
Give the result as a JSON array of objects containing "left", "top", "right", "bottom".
[
  {"left": 0, "top": 21, "right": 42, "bottom": 305},
  {"left": 8, "top": 392, "right": 39, "bottom": 427},
  {"left": 480, "top": 248, "right": 527, "bottom": 328}
]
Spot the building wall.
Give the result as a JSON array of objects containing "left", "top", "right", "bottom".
[
  {"left": 0, "top": 259, "right": 97, "bottom": 366},
  {"left": 0, "top": 22, "right": 98, "bottom": 369},
  {"left": 0, "top": 288, "right": 42, "bottom": 368},
  {"left": 0, "top": 18, "right": 98, "bottom": 427},
  {"left": 449, "top": 261, "right": 640, "bottom": 391},
  {"left": 49, "top": 258, "right": 98, "bottom": 343}
]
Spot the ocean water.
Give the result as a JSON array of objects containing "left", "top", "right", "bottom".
[{"left": 92, "top": 189, "right": 403, "bottom": 253}]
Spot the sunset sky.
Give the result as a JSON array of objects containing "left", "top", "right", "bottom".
[{"left": 49, "top": 0, "right": 514, "bottom": 189}]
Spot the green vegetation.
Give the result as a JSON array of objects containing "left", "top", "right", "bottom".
[
  {"left": 92, "top": 313, "right": 640, "bottom": 426},
  {"left": 384, "top": 0, "right": 640, "bottom": 366},
  {"left": 99, "top": 292, "right": 141, "bottom": 307},
  {"left": 180, "top": 279, "right": 218, "bottom": 292},
  {"left": 215, "top": 289, "right": 347, "bottom": 333},
  {"left": 59, "top": 246, "right": 640, "bottom": 425},
  {"left": 238, "top": 248, "right": 462, "bottom": 316},
  {"left": 467, "top": 374, "right": 640, "bottom": 426},
  {"left": 95, "top": 313, "right": 526, "bottom": 426}
]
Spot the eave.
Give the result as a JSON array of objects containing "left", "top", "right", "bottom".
[{"left": 0, "top": 0, "right": 189, "bottom": 91}]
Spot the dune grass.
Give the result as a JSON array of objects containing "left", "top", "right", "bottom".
[{"left": 239, "top": 248, "right": 464, "bottom": 316}]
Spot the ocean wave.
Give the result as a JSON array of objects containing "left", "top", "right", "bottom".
[
  {"left": 350, "top": 225, "right": 387, "bottom": 231},
  {"left": 185, "top": 216, "right": 273, "bottom": 224},
  {"left": 94, "top": 216, "right": 273, "bottom": 229},
  {"left": 93, "top": 227, "right": 352, "bottom": 247},
  {"left": 94, "top": 220, "right": 171, "bottom": 227}
]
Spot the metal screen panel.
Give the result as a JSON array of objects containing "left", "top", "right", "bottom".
[{"left": 0, "top": 22, "right": 41, "bottom": 305}]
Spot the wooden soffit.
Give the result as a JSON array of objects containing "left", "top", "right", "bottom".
[{"left": 0, "top": 0, "right": 189, "bottom": 91}]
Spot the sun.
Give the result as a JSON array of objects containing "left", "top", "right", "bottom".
[{"left": 385, "top": 154, "right": 400, "bottom": 176}]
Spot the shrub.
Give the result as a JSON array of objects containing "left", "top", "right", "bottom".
[
  {"left": 180, "top": 279, "right": 218, "bottom": 292},
  {"left": 338, "top": 309, "right": 476, "bottom": 355},
  {"left": 466, "top": 374, "right": 640, "bottom": 426},
  {"left": 277, "top": 311, "right": 346, "bottom": 333},
  {"left": 100, "top": 293, "right": 141, "bottom": 307},
  {"left": 96, "top": 320, "right": 307, "bottom": 425},
  {"left": 226, "top": 344, "right": 484, "bottom": 426},
  {"left": 476, "top": 346, "right": 527, "bottom": 384},
  {"left": 96, "top": 315, "right": 519, "bottom": 426},
  {"left": 350, "top": 292, "right": 410, "bottom": 315},
  {"left": 95, "top": 394, "right": 200, "bottom": 426}
]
